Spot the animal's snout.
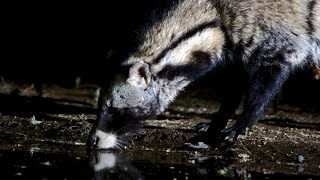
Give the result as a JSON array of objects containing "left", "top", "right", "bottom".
[{"left": 87, "top": 129, "right": 118, "bottom": 149}]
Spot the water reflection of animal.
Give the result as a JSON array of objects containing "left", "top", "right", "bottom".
[
  {"left": 89, "top": 150, "right": 144, "bottom": 180},
  {"left": 87, "top": 150, "right": 308, "bottom": 179},
  {"left": 87, "top": 0, "right": 320, "bottom": 149}
]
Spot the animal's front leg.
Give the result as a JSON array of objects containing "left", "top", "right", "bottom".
[
  {"left": 205, "top": 80, "right": 244, "bottom": 136},
  {"left": 193, "top": 86, "right": 243, "bottom": 146},
  {"left": 192, "top": 64, "right": 245, "bottom": 146},
  {"left": 221, "top": 61, "right": 291, "bottom": 144},
  {"left": 196, "top": 67, "right": 245, "bottom": 134}
]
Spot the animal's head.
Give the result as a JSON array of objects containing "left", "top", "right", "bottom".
[
  {"left": 87, "top": 0, "right": 226, "bottom": 150},
  {"left": 87, "top": 61, "right": 161, "bottom": 149}
]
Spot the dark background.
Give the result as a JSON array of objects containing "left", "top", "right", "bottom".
[
  {"left": 1, "top": 1, "right": 166, "bottom": 85},
  {"left": 1, "top": 1, "right": 319, "bottom": 107}
]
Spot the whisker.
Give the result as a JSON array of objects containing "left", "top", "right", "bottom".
[
  {"left": 115, "top": 123, "right": 135, "bottom": 134},
  {"left": 115, "top": 144, "right": 124, "bottom": 150},
  {"left": 117, "top": 140, "right": 125, "bottom": 144},
  {"left": 115, "top": 145, "right": 123, "bottom": 150},
  {"left": 114, "top": 145, "right": 121, "bottom": 150},
  {"left": 116, "top": 142, "right": 125, "bottom": 148},
  {"left": 115, "top": 142, "right": 122, "bottom": 149},
  {"left": 116, "top": 139, "right": 127, "bottom": 144}
]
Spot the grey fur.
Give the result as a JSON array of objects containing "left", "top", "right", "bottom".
[{"left": 88, "top": 0, "right": 320, "bottom": 149}]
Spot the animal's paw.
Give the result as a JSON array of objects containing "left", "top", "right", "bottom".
[
  {"left": 220, "top": 127, "right": 241, "bottom": 146},
  {"left": 195, "top": 122, "right": 210, "bottom": 132},
  {"left": 185, "top": 141, "right": 210, "bottom": 150},
  {"left": 185, "top": 129, "right": 212, "bottom": 150}
]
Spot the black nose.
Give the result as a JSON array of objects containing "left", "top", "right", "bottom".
[{"left": 86, "top": 135, "right": 99, "bottom": 149}]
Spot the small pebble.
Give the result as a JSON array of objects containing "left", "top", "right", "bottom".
[{"left": 297, "top": 155, "right": 304, "bottom": 162}]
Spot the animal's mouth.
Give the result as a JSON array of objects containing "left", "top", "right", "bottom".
[
  {"left": 88, "top": 130, "right": 119, "bottom": 150},
  {"left": 87, "top": 129, "right": 133, "bottom": 150},
  {"left": 87, "top": 118, "right": 146, "bottom": 150}
]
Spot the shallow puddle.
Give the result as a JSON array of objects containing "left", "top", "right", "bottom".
[
  {"left": 1, "top": 146, "right": 318, "bottom": 180},
  {"left": 1, "top": 149, "right": 92, "bottom": 179}
]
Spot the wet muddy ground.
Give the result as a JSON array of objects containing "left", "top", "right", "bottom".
[{"left": 0, "top": 80, "right": 319, "bottom": 179}]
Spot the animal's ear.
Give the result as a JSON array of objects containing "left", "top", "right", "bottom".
[{"left": 127, "top": 62, "right": 151, "bottom": 89}]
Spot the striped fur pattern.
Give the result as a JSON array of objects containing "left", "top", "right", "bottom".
[{"left": 88, "top": 0, "right": 320, "bottom": 149}]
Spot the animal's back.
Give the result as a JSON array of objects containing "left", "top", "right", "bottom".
[{"left": 218, "top": 0, "right": 320, "bottom": 67}]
